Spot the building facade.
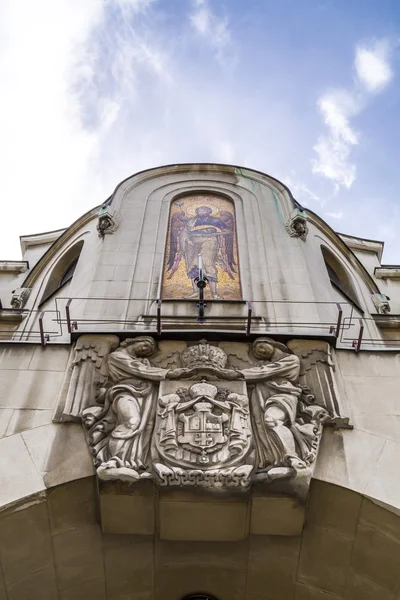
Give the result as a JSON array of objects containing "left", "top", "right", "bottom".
[{"left": 1, "top": 163, "right": 400, "bottom": 599}]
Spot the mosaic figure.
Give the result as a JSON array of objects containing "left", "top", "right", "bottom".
[{"left": 162, "top": 195, "right": 241, "bottom": 300}]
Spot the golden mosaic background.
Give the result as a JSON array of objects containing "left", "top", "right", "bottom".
[{"left": 161, "top": 194, "right": 241, "bottom": 300}]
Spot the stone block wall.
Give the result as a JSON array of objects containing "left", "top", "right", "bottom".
[{"left": 1, "top": 477, "right": 400, "bottom": 599}]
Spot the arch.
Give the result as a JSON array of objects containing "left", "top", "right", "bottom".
[
  {"left": 39, "top": 241, "right": 84, "bottom": 305},
  {"left": 321, "top": 245, "right": 361, "bottom": 308}
]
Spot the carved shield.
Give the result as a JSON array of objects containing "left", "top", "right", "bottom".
[{"left": 153, "top": 380, "right": 253, "bottom": 471}]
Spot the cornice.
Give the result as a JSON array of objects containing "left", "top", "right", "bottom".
[
  {"left": 371, "top": 313, "right": 400, "bottom": 329},
  {"left": 20, "top": 229, "right": 66, "bottom": 254},
  {"left": 0, "top": 309, "right": 25, "bottom": 323},
  {"left": 375, "top": 266, "right": 400, "bottom": 280},
  {"left": 337, "top": 233, "right": 384, "bottom": 262},
  {"left": 0, "top": 261, "right": 29, "bottom": 273}
]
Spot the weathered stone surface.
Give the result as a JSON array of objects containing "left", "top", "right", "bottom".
[
  {"left": 5, "top": 408, "right": 53, "bottom": 436},
  {"left": 159, "top": 497, "right": 249, "bottom": 541},
  {"left": 365, "top": 440, "right": 400, "bottom": 509},
  {"left": 0, "top": 434, "right": 44, "bottom": 507},
  {"left": 100, "top": 492, "right": 155, "bottom": 535},
  {"left": 29, "top": 345, "right": 71, "bottom": 372},
  {"left": 0, "top": 346, "right": 35, "bottom": 370},
  {"left": 344, "top": 571, "right": 395, "bottom": 600},
  {"left": 6, "top": 565, "right": 58, "bottom": 600},
  {"left": 294, "top": 583, "right": 341, "bottom": 599},
  {"left": 247, "top": 535, "right": 300, "bottom": 599},
  {"left": 103, "top": 535, "right": 154, "bottom": 599},
  {"left": 0, "top": 501, "right": 52, "bottom": 586},
  {"left": 297, "top": 525, "right": 353, "bottom": 596},
  {"left": 58, "top": 577, "right": 107, "bottom": 600},
  {"left": 351, "top": 523, "right": 400, "bottom": 591},
  {"left": 52, "top": 524, "right": 104, "bottom": 591},
  {"left": 250, "top": 496, "right": 305, "bottom": 536},
  {"left": 21, "top": 423, "right": 94, "bottom": 488},
  {"left": 47, "top": 476, "right": 98, "bottom": 535},
  {"left": 0, "top": 408, "right": 13, "bottom": 437},
  {"left": 0, "top": 369, "right": 65, "bottom": 409},
  {"left": 306, "top": 480, "right": 362, "bottom": 538},
  {"left": 313, "top": 428, "right": 386, "bottom": 496},
  {"left": 360, "top": 497, "right": 400, "bottom": 543}
]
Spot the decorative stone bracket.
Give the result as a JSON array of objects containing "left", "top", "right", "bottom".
[
  {"left": 10, "top": 287, "right": 31, "bottom": 309},
  {"left": 285, "top": 208, "right": 308, "bottom": 241},
  {"left": 371, "top": 293, "right": 391, "bottom": 314},
  {"left": 97, "top": 205, "right": 119, "bottom": 238}
]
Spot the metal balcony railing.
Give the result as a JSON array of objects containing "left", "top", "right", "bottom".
[{"left": 1, "top": 296, "right": 399, "bottom": 351}]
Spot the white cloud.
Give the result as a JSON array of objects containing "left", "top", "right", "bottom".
[
  {"left": 0, "top": 0, "right": 169, "bottom": 258},
  {"left": 312, "top": 38, "right": 395, "bottom": 191},
  {"left": 326, "top": 211, "right": 343, "bottom": 219},
  {"left": 312, "top": 91, "right": 360, "bottom": 189},
  {"left": 282, "top": 174, "right": 321, "bottom": 206},
  {"left": 355, "top": 41, "right": 393, "bottom": 92},
  {"left": 189, "top": 0, "right": 232, "bottom": 63}
]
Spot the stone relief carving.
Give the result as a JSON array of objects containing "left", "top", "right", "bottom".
[
  {"left": 153, "top": 373, "right": 253, "bottom": 487},
  {"left": 287, "top": 339, "right": 352, "bottom": 429},
  {"left": 10, "top": 287, "right": 31, "bottom": 309},
  {"left": 371, "top": 292, "right": 391, "bottom": 314},
  {"left": 97, "top": 206, "right": 119, "bottom": 238},
  {"left": 285, "top": 208, "right": 308, "bottom": 241},
  {"left": 239, "top": 338, "right": 328, "bottom": 489},
  {"left": 56, "top": 334, "right": 119, "bottom": 422},
  {"left": 82, "top": 336, "right": 169, "bottom": 481},
  {"left": 60, "top": 334, "right": 350, "bottom": 495}
]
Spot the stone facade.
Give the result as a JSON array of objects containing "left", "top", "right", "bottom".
[{"left": 0, "top": 163, "right": 399, "bottom": 599}]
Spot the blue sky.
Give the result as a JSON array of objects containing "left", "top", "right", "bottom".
[{"left": 1, "top": 0, "right": 400, "bottom": 261}]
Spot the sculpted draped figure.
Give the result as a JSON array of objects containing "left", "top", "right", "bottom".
[
  {"left": 82, "top": 336, "right": 194, "bottom": 481},
  {"left": 240, "top": 338, "right": 328, "bottom": 482}
]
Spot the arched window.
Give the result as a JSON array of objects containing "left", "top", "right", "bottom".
[
  {"left": 321, "top": 246, "right": 361, "bottom": 308},
  {"left": 39, "top": 241, "right": 83, "bottom": 305}
]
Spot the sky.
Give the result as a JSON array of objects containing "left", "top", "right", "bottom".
[{"left": 1, "top": 0, "right": 400, "bottom": 261}]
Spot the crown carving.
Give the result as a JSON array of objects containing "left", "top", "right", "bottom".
[
  {"left": 181, "top": 340, "right": 227, "bottom": 370},
  {"left": 189, "top": 382, "right": 218, "bottom": 399}
]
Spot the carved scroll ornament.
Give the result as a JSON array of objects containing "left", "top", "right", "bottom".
[{"left": 59, "top": 335, "right": 349, "bottom": 495}]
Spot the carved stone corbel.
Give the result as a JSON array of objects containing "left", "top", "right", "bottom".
[
  {"left": 97, "top": 205, "right": 119, "bottom": 238},
  {"left": 285, "top": 208, "right": 308, "bottom": 241},
  {"left": 10, "top": 288, "right": 31, "bottom": 309},
  {"left": 371, "top": 293, "right": 391, "bottom": 314}
]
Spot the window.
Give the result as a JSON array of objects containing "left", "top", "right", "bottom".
[
  {"left": 59, "top": 258, "right": 78, "bottom": 287},
  {"left": 39, "top": 242, "right": 83, "bottom": 305},
  {"left": 321, "top": 246, "right": 361, "bottom": 308}
]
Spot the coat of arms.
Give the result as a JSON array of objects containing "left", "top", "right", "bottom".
[{"left": 153, "top": 380, "right": 253, "bottom": 487}]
